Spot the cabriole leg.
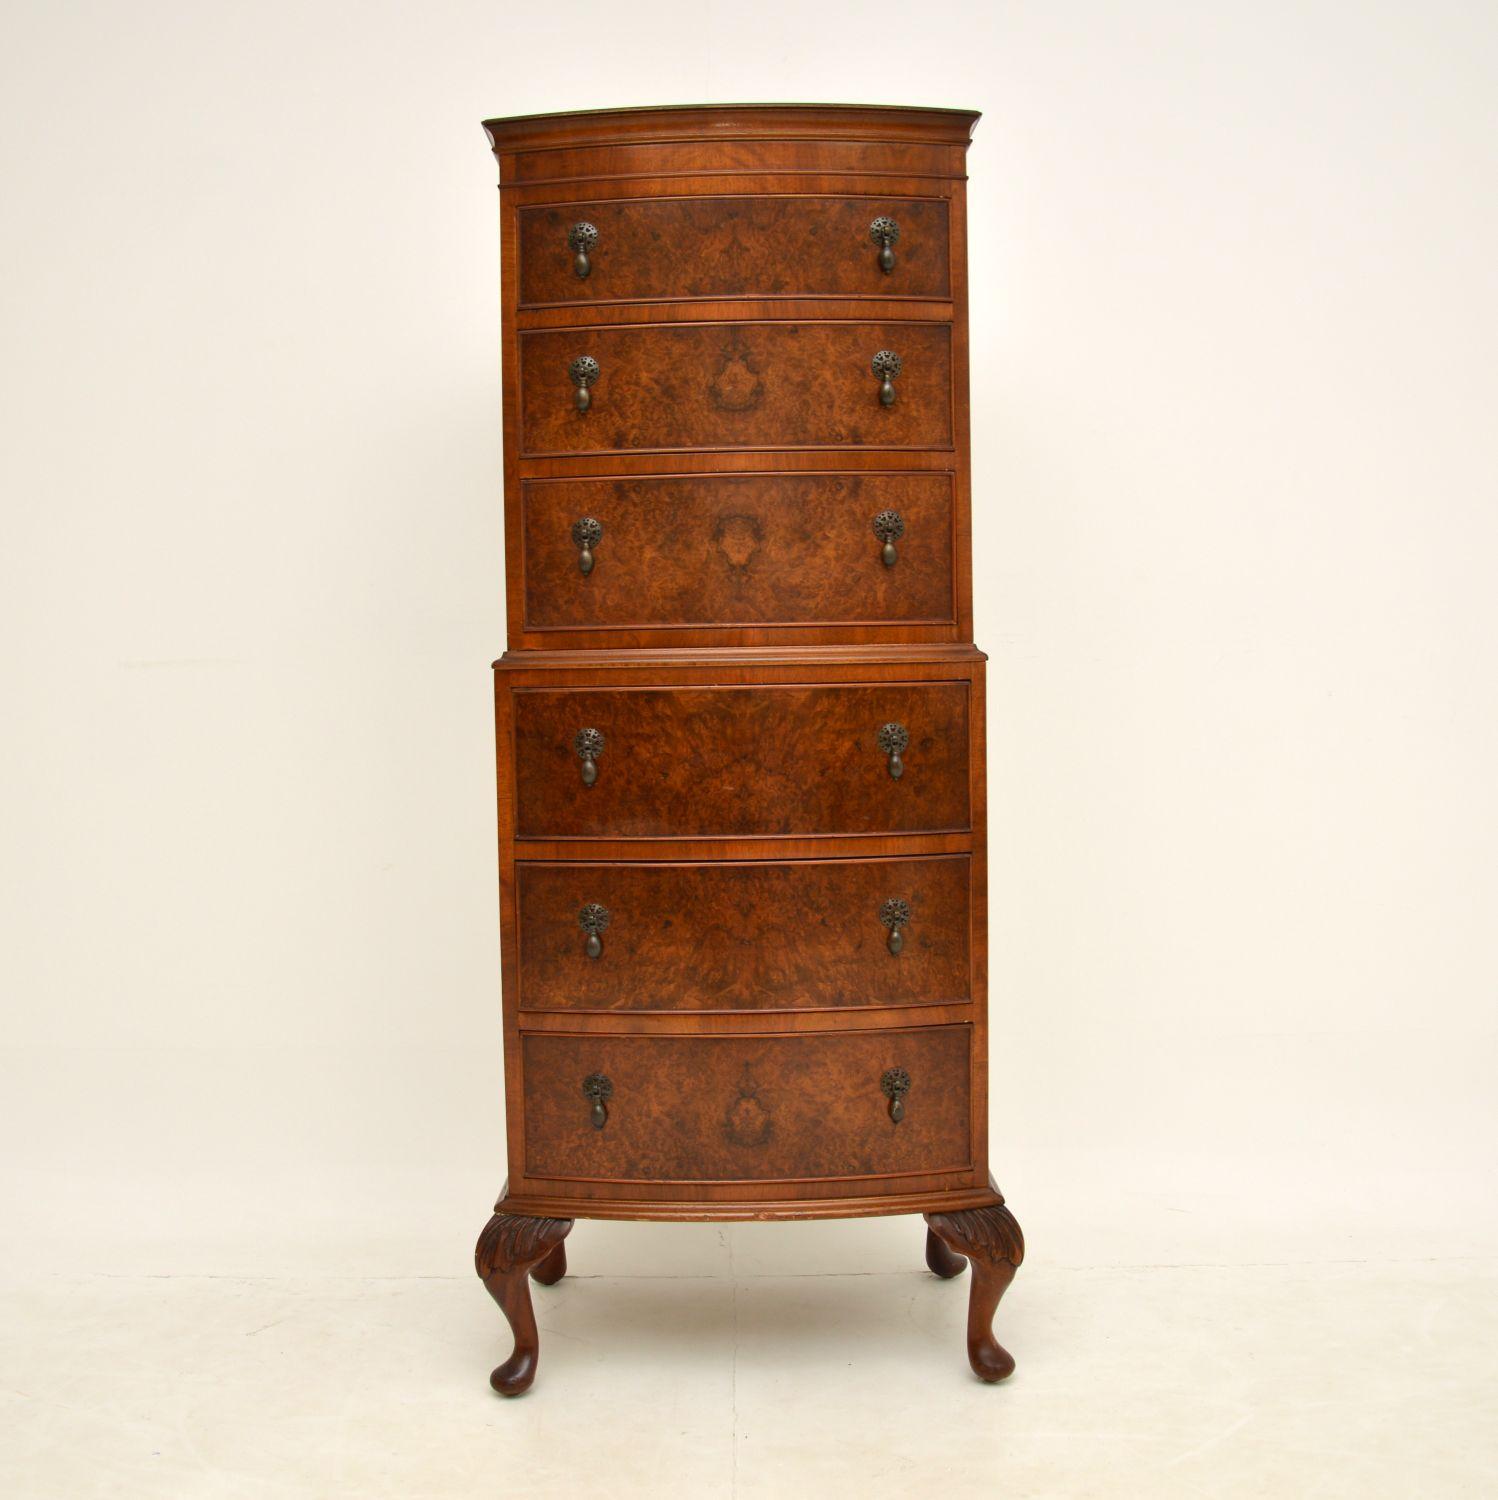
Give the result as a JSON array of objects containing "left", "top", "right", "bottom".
[
  {"left": 924, "top": 1203, "right": 1024, "bottom": 1382},
  {"left": 475, "top": 1213, "right": 573, "bottom": 1395},
  {"left": 925, "top": 1224, "right": 968, "bottom": 1279},
  {"left": 530, "top": 1239, "right": 567, "bottom": 1286}
]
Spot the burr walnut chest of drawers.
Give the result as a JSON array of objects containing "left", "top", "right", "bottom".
[{"left": 475, "top": 104, "right": 1022, "bottom": 1394}]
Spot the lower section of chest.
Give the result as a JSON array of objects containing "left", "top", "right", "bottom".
[{"left": 481, "top": 648, "right": 1015, "bottom": 1390}]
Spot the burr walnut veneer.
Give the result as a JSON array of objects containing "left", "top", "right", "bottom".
[{"left": 476, "top": 104, "right": 1022, "bottom": 1395}]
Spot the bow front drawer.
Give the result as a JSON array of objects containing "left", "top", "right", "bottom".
[
  {"left": 519, "top": 321, "right": 953, "bottom": 455},
  {"left": 519, "top": 195, "right": 951, "bottom": 306},
  {"left": 522, "top": 472, "right": 955, "bottom": 633},
  {"left": 510, "top": 681, "right": 970, "bottom": 839},
  {"left": 521, "top": 1026, "right": 971, "bottom": 1183},
  {"left": 517, "top": 855, "right": 971, "bottom": 1013}
]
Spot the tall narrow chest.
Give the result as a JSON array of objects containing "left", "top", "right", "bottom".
[{"left": 475, "top": 104, "right": 1022, "bottom": 1392}]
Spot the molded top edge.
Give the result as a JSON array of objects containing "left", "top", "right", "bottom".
[
  {"left": 492, "top": 643, "right": 988, "bottom": 671},
  {"left": 482, "top": 102, "right": 981, "bottom": 154}
]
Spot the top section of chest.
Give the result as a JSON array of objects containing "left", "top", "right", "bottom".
[
  {"left": 485, "top": 105, "right": 978, "bottom": 315},
  {"left": 484, "top": 106, "right": 980, "bottom": 652}
]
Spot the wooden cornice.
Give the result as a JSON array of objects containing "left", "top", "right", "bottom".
[{"left": 483, "top": 103, "right": 981, "bottom": 157}]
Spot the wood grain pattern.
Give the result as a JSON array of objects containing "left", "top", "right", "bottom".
[
  {"left": 497, "top": 642, "right": 986, "bottom": 672},
  {"left": 515, "top": 296, "right": 955, "bottom": 332},
  {"left": 519, "top": 195, "right": 950, "bottom": 305},
  {"left": 521, "top": 472, "right": 955, "bottom": 632},
  {"left": 511, "top": 681, "right": 970, "bottom": 839},
  {"left": 521, "top": 1026, "right": 970, "bottom": 1182},
  {"left": 516, "top": 1004, "right": 974, "bottom": 1036},
  {"left": 515, "top": 855, "right": 970, "bottom": 1013},
  {"left": 503, "top": 138, "right": 967, "bottom": 188},
  {"left": 518, "top": 321, "right": 953, "bottom": 456},
  {"left": 506, "top": 172, "right": 962, "bottom": 212}
]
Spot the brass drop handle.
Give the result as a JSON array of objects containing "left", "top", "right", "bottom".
[
  {"left": 881, "top": 1067, "right": 911, "bottom": 1124},
  {"left": 572, "top": 517, "right": 602, "bottom": 576},
  {"left": 880, "top": 898, "right": 910, "bottom": 956},
  {"left": 872, "top": 349, "right": 902, "bottom": 407},
  {"left": 869, "top": 215, "right": 900, "bottom": 274},
  {"left": 582, "top": 1072, "right": 613, "bottom": 1129},
  {"left": 578, "top": 902, "right": 610, "bottom": 959},
  {"left": 570, "top": 355, "right": 599, "bottom": 413},
  {"left": 877, "top": 722, "right": 909, "bottom": 780},
  {"left": 568, "top": 221, "right": 598, "bottom": 279},
  {"left": 574, "top": 727, "right": 604, "bottom": 786},
  {"left": 872, "top": 509, "right": 905, "bottom": 567}
]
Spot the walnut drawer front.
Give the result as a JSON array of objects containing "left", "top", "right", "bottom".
[
  {"left": 511, "top": 682, "right": 970, "bottom": 840},
  {"left": 519, "top": 195, "right": 951, "bottom": 306},
  {"left": 521, "top": 1026, "right": 971, "bottom": 1183},
  {"left": 517, "top": 855, "right": 970, "bottom": 1013},
  {"left": 522, "top": 472, "right": 954, "bottom": 633},
  {"left": 519, "top": 322, "right": 952, "bottom": 456}
]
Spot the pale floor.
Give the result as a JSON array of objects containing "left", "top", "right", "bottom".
[{"left": 3, "top": 1222, "right": 1495, "bottom": 1498}]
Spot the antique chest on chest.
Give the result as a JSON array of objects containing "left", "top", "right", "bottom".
[{"left": 475, "top": 103, "right": 1022, "bottom": 1392}]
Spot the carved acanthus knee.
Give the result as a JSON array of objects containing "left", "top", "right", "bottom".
[
  {"left": 925, "top": 1203, "right": 1024, "bottom": 1383},
  {"left": 475, "top": 1213, "right": 574, "bottom": 1396}
]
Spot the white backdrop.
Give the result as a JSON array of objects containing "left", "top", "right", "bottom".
[{"left": 3, "top": 0, "right": 1496, "bottom": 1289}]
